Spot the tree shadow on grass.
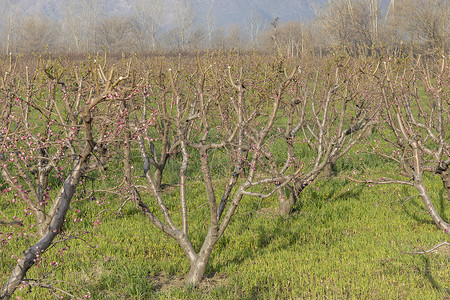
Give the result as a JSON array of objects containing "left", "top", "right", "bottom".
[
  {"left": 295, "top": 181, "right": 365, "bottom": 214},
  {"left": 420, "top": 256, "right": 441, "bottom": 291},
  {"left": 207, "top": 214, "right": 301, "bottom": 275},
  {"left": 149, "top": 271, "right": 228, "bottom": 295},
  {"left": 401, "top": 197, "right": 437, "bottom": 227},
  {"left": 209, "top": 183, "right": 365, "bottom": 275}
]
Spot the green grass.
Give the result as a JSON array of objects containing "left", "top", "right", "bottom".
[
  {"left": 1, "top": 120, "right": 448, "bottom": 300},
  {"left": 3, "top": 170, "right": 448, "bottom": 299}
]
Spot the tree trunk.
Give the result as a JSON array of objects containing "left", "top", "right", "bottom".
[
  {"left": 34, "top": 210, "right": 48, "bottom": 237},
  {"left": 323, "top": 161, "right": 335, "bottom": 178},
  {"left": 1, "top": 161, "right": 83, "bottom": 300},
  {"left": 278, "top": 188, "right": 294, "bottom": 216},
  {"left": 438, "top": 167, "right": 450, "bottom": 202},
  {"left": 278, "top": 179, "right": 308, "bottom": 216},
  {"left": 185, "top": 251, "right": 212, "bottom": 286},
  {"left": 153, "top": 167, "right": 163, "bottom": 191},
  {"left": 414, "top": 177, "right": 450, "bottom": 234},
  {"left": 184, "top": 229, "right": 217, "bottom": 285}
]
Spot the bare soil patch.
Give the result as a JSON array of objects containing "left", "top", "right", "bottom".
[{"left": 149, "top": 272, "right": 227, "bottom": 293}]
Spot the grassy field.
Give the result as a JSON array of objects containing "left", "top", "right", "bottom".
[{"left": 2, "top": 162, "right": 449, "bottom": 299}]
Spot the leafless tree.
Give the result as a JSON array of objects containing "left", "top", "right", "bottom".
[
  {"left": 0, "top": 0, "right": 20, "bottom": 55},
  {"left": 175, "top": 0, "right": 195, "bottom": 50},
  {"left": 243, "top": 56, "right": 379, "bottom": 215},
  {"left": 96, "top": 15, "right": 133, "bottom": 53},
  {"left": 205, "top": 8, "right": 217, "bottom": 49},
  {"left": 131, "top": 62, "right": 182, "bottom": 191},
  {"left": 246, "top": 10, "right": 265, "bottom": 48},
  {"left": 315, "top": 0, "right": 381, "bottom": 54},
  {"left": 213, "top": 27, "right": 226, "bottom": 49},
  {"left": 189, "top": 26, "right": 207, "bottom": 51},
  {"left": 15, "top": 13, "right": 57, "bottom": 54},
  {"left": 359, "top": 55, "right": 449, "bottom": 233},
  {"left": 390, "top": 0, "right": 449, "bottom": 55},
  {"left": 130, "top": 0, "right": 165, "bottom": 51},
  {"left": 60, "top": 0, "right": 87, "bottom": 53},
  {"left": 377, "top": 58, "right": 450, "bottom": 234},
  {"left": 59, "top": 0, "right": 104, "bottom": 53},
  {"left": 120, "top": 58, "right": 298, "bottom": 285},
  {"left": 225, "top": 24, "right": 243, "bottom": 49},
  {"left": 0, "top": 57, "right": 130, "bottom": 299},
  {"left": 261, "top": 21, "right": 315, "bottom": 58}
]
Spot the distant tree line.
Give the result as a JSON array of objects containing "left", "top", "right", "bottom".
[{"left": 0, "top": 0, "right": 448, "bottom": 56}]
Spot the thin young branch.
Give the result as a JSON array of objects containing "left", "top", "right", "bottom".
[{"left": 402, "top": 242, "right": 449, "bottom": 255}]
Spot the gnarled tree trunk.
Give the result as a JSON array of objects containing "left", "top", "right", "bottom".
[
  {"left": 1, "top": 161, "right": 84, "bottom": 300},
  {"left": 436, "top": 160, "right": 450, "bottom": 202},
  {"left": 414, "top": 175, "right": 450, "bottom": 234}
]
